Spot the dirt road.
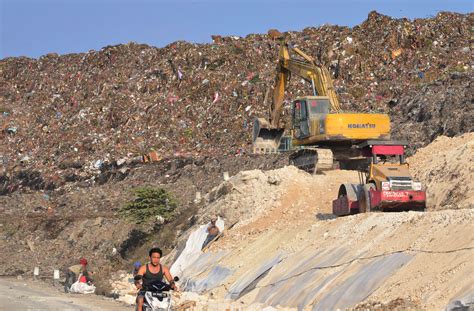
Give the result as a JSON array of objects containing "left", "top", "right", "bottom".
[{"left": 0, "top": 277, "right": 131, "bottom": 310}]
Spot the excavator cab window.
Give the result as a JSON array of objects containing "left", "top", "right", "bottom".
[
  {"left": 292, "top": 100, "right": 310, "bottom": 138},
  {"left": 308, "top": 99, "right": 330, "bottom": 114},
  {"left": 292, "top": 101, "right": 302, "bottom": 128}
]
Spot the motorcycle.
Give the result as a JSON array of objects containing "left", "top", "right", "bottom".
[{"left": 136, "top": 276, "right": 179, "bottom": 311}]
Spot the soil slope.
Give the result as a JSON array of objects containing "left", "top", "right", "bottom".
[{"left": 150, "top": 135, "right": 474, "bottom": 310}]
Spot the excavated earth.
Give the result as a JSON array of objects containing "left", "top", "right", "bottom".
[
  {"left": 164, "top": 135, "right": 473, "bottom": 310},
  {"left": 108, "top": 134, "right": 473, "bottom": 310},
  {"left": 0, "top": 10, "right": 473, "bottom": 310}
]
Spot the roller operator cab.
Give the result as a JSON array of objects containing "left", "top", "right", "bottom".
[
  {"left": 291, "top": 96, "right": 391, "bottom": 146},
  {"left": 332, "top": 141, "right": 426, "bottom": 216}
]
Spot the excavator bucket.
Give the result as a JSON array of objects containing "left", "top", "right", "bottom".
[{"left": 252, "top": 118, "right": 284, "bottom": 154}]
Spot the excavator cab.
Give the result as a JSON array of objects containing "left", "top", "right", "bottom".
[
  {"left": 253, "top": 96, "right": 331, "bottom": 154},
  {"left": 292, "top": 96, "right": 330, "bottom": 140}
]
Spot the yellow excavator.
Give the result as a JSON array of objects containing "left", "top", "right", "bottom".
[{"left": 253, "top": 35, "right": 391, "bottom": 172}]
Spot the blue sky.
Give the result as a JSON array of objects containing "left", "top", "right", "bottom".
[{"left": 1, "top": 0, "right": 472, "bottom": 58}]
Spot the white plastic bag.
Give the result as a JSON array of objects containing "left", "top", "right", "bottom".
[{"left": 70, "top": 280, "right": 96, "bottom": 294}]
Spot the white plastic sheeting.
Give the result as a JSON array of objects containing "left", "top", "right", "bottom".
[
  {"left": 312, "top": 252, "right": 413, "bottom": 310},
  {"left": 253, "top": 248, "right": 413, "bottom": 310},
  {"left": 179, "top": 251, "right": 231, "bottom": 292},
  {"left": 179, "top": 251, "right": 228, "bottom": 280},
  {"left": 170, "top": 217, "right": 224, "bottom": 277},
  {"left": 183, "top": 264, "right": 233, "bottom": 293},
  {"left": 69, "top": 281, "right": 96, "bottom": 294},
  {"left": 170, "top": 218, "right": 228, "bottom": 293},
  {"left": 226, "top": 253, "right": 284, "bottom": 300},
  {"left": 255, "top": 247, "right": 349, "bottom": 307}
]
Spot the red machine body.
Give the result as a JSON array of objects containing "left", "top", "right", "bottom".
[{"left": 333, "top": 141, "right": 426, "bottom": 216}]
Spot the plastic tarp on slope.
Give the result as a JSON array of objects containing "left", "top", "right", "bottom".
[
  {"left": 170, "top": 218, "right": 229, "bottom": 293},
  {"left": 184, "top": 264, "right": 233, "bottom": 293},
  {"left": 254, "top": 247, "right": 350, "bottom": 308},
  {"left": 312, "top": 252, "right": 413, "bottom": 310},
  {"left": 226, "top": 253, "right": 284, "bottom": 300},
  {"left": 172, "top": 219, "right": 413, "bottom": 307},
  {"left": 170, "top": 217, "right": 224, "bottom": 277},
  {"left": 180, "top": 251, "right": 232, "bottom": 293},
  {"left": 253, "top": 248, "right": 413, "bottom": 310}
]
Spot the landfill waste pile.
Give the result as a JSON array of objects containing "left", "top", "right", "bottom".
[
  {"left": 0, "top": 10, "right": 473, "bottom": 309},
  {"left": 1, "top": 11, "right": 472, "bottom": 195}
]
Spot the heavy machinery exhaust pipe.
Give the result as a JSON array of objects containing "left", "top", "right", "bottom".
[{"left": 252, "top": 118, "right": 284, "bottom": 154}]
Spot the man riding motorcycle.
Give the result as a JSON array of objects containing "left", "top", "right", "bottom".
[{"left": 135, "top": 247, "right": 178, "bottom": 311}]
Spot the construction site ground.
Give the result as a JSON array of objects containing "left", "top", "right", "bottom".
[{"left": 107, "top": 133, "right": 473, "bottom": 310}]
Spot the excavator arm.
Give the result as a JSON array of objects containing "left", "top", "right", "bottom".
[
  {"left": 268, "top": 38, "right": 341, "bottom": 128},
  {"left": 284, "top": 59, "right": 341, "bottom": 112},
  {"left": 269, "top": 66, "right": 288, "bottom": 128},
  {"left": 253, "top": 37, "right": 341, "bottom": 153}
]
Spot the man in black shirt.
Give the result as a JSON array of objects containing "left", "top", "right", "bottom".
[{"left": 134, "top": 248, "right": 177, "bottom": 311}]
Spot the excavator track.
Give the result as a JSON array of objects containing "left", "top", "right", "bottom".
[{"left": 289, "top": 148, "right": 333, "bottom": 174}]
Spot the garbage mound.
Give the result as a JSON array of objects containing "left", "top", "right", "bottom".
[
  {"left": 408, "top": 133, "right": 474, "bottom": 210},
  {"left": 1, "top": 11, "right": 472, "bottom": 194}
]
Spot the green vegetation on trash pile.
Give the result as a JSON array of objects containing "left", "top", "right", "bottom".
[{"left": 120, "top": 187, "right": 177, "bottom": 224}]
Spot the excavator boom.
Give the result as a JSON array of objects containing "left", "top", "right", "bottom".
[{"left": 267, "top": 39, "right": 340, "bottom": 129}]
